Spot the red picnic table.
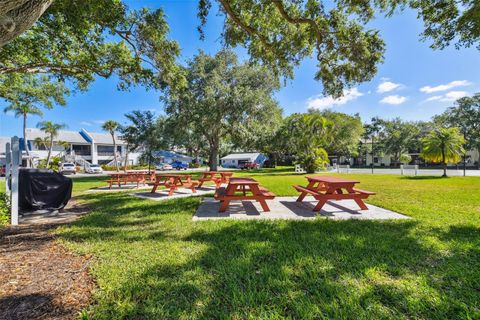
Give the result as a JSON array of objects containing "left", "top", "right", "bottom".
[
  {"left": 294, "top": 176, "right": 375, "bottom": 212},
  {"left": 197, "top": 171, "right": 233, "bottom": 188},
  {"left": 149, "top": 174, "right": 198, "bottom": 196},
  {"left": 215, "top": 177, "right": 275, "bottom": 212},
  {"left": 105, "top": 171, "right": 155, "bottom": 189}
]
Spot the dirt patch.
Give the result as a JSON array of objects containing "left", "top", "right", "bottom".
[{"left": 0, "top": 205, "right": 94, "bottom": 319}]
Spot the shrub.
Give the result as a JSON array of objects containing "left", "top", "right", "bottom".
[
  {"left": 0, "top": 192, "right": 10, "bottom": 226},
  {"left": 295, "top": 147, "right": 329, "bottom": 174}
]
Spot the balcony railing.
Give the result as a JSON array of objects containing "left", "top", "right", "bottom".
[{"left": 97, "top": 152, "right": 115, "bottom": 156}]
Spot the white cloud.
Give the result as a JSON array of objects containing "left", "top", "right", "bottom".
[
  {"left": 307, "top": 88, "right": 363, "bottom": 110},
  {"left": 424, "top": 96, "right": 443, "bottom": 102},
  {"left": 80, "top": 121, "right": 92, "bottom": 126},
  {"left": 422, "top": 91, "right": 469, "bottom": 103},
  {"left": 380, "top": 95, "right": 407, "bottom": 105},
  {"left": 420, "top": 80, "right": 471, "bottom": 93},
  {"left": 441, "top": 91, "right": 468, "bottom": 101},
  {"left": 377, "top": 81, "right": 402, "bottom": 93},
  {"left": 93, "top": 120, "right": 105, "bottom": 125}
]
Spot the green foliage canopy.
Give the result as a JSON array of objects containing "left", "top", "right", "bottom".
[{"left": 164, "top": 50, "right": 282, "bottom": 171}]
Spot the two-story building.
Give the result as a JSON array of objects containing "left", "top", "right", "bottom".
[{"left": 17, "top": 128, "right": 143, "bottom": 166}]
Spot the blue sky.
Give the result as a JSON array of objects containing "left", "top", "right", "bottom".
[{"left": 1, "top": 1, "right": 479, "bottom": 137}]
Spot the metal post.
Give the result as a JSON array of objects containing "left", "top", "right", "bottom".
[{"left": 11, "top": 136, "right": 20, "bottom": 226}]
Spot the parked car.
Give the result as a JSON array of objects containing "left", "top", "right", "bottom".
[
  {"left": 59, "top": 162, "right": 76, "bottom": 175},
  {"left": 156, "top": 163, "right": 173, "bottom": 171},
  {"left": 1, "top": 165, "right": 6, "bottom": 177},
  {"left": 239, "top": 162, "right": 259, "bottom": 170},
  {"left": 86, "top": 164, "right": 103, "bottom": 174},
  {"left": 171, "top": 161, "right": 188, "bottom": 170}
]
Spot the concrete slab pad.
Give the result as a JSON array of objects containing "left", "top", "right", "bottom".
[
  {"left": 193, "top": 196, "right": 408, "bottom": 221},
  {"left": 132, "top": 186, "right": 216, "bottom": 201}
]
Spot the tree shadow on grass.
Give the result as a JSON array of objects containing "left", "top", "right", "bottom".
[
  {"left": 57, "top": 193, "right": 480, "bottom": 319},
  {"left": 94, "top": 219, "right": 478, "bottom": 319}
]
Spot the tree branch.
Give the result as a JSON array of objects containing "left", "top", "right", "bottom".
[{"left": 217, "top": 0, "right": 274, "bottom": 50}]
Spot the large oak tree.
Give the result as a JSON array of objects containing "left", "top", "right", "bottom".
[
  {"left": 164, "top": 50, "right": 282, "bottom": 171},
  {"left": 2, "top": 1, "right": 479, "bottom": 98}
]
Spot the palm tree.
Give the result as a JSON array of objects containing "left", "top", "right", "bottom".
[
  {"left": 4, "top": 103, "right": 43, "bottom": 167},
  {"left": 102, "top": 120, "right": 120, "bottom": 172},
  {"left": 33, "top": 136, "right": 50, "bottom": 150},
  {"left": 421, "top": 127, "right": 465, "bottom": 177},
  {"left": 37, "top": 121, "right": 66, "bottom": 169}
]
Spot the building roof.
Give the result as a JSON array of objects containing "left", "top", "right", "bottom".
[
  {"left": 25, "top": 128, "right": 88, "bottom": 144},
  {"left": 85, "top": 131, "right": 125, "bottom": 145},
  {"left": 221, "top": 153, "right": 261, "bottom": 160}
]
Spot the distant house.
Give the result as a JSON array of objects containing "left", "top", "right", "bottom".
[
  {"left": 221, "top": 153, "right": 267, "bottom": 168},
  {"left": 152, "top": 150, "right": 194, "bottom": 164}
]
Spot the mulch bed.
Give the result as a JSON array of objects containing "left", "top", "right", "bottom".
[{"left": 0, "top": 206, "right": 94, "bottom": 320}]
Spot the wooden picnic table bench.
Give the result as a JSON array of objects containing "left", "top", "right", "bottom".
[
  {"left": 294, "top": 176, "right": 375, "bottom": 211},
  {"left": 197, "top": 171, "right": 233, "bottom": 188},
  {"left": 214, "top": 177, "right": 275, "bottom": 212},
  {"left": 149, "top": 174, "right": 199, "bottom": 196}
]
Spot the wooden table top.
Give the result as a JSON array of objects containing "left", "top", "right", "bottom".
[
  {"left": 228, "top": 177, "right": 259, "bottom": 185},
  {"left": 306, "top": 176, "right": 360, "bottom": 184}
]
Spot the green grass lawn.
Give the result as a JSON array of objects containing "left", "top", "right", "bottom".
[{"left": 56, "top": 169, "right": 480, "bottom": 319}]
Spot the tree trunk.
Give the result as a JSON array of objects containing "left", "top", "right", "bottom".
[
  {"left": 208, "top": 142, "right": 219, "bottom": 171},
  {"left": 0, "top": 0, "right": 54, "bottom": 48},
  {"left": 22, "top": 113, "right": 32, "bottom": 167},
  {"left": 442, "top": 148, "right": 447, "bottom": 177},
  {"left": 46, "top": 135, "right": 53, "bottom": 169},
  {"left": 123, "top": 147, "right": 129, "bottom": 172},
  {"left": 477, "top": 147, "right": 480, "bottom": 170},
  {"left": 111, "top": 133, "right": 119, "bottom": 172},
  {"left": 371, "top": 136, "right": 374, "bottom": 174}
]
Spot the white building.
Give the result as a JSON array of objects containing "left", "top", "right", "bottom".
[
  {"left": 221, "top": 153, "right": 267, "bottom": 168},
  {"left": 3, "top": 128, "right": 143, "bottom": 167}
]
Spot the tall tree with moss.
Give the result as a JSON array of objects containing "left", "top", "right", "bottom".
[
  {"left": 4, "top": 1, "right": 480, "bottom": 99},
  {"left": 0, "top": 1, "right": 182, "bottom": 101},
  {"left": 421, "top": 127, "right": 465, "bottom": 177},
  {"left": 37, "top": 121, "right": 66, "bottom": 169},
  {"left": 165, "top": 50, "right": 282, "bottom": 171}
]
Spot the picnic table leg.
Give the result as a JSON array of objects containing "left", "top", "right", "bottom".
[
  {"left": 354, "top": 198, "right": 369, "bottom": 210},
  {"left": 296, "top": 181, "right": 317, "bottom": 202},
  {"left": 219, "top": 200, "right": 230, "bottom": 212},
  {"left": 151, "top": 183, "right": 159, "bottom": 193},
  {"left": 168, "top": 187, "right": 176, "bottom": 196},
  {"left": 258, "top": 199, "right": 270, "bottom": 212},
  {"left": 313, "top": 199, "right": 328, "bottom": 212}
]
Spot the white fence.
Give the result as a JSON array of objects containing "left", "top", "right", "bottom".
[{"left": 400, "top": 164, "right": 419, "bottom": 176}]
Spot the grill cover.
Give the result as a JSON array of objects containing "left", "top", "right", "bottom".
[{"left": 19, "top": 168, "right": 72, "bottom": 211}]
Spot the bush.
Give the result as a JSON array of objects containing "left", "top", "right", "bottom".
[
  {"left": 189, "top": 163, "right": 200, "bottom": 168},
  {"left": 295, "top": 147, "right": 329, "bottom": 173},
  {"left": 0, "top": 192, "right": 10, "bottom": 226},
  {"left": 37, "top": 156, "right": 61, "bottom": 171}
]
